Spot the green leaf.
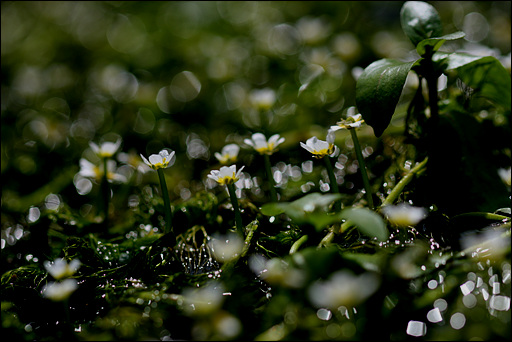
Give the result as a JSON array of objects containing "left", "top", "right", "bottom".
[
  {"left": 434, "top": 52, "right": 511, "bottom": 111},
  {"left": 260, "top": 202, "right": 287, "bottom": 216},
  {"left": 416, "top": 31, "right": 465, "bottom": 56},
  {"left": 400, "top": 1, "right": 443, "bottom": 47},
  {"left": 340, "top": 207, "right": 389, "bottom": 241},
  {"left": 355, "top": 58, "right": 417, "bottom": 137},
  {"left": 261, "top": 193, "right": 342, "bottom": 230}
]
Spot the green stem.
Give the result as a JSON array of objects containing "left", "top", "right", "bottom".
[
  {"left": 323, "top": 155, "right": 341, "bottom": 212},
  {"left": 381, "top": 157, "right": 428, "bottom": 207},
  {"left": 350, "top": 129, "right": 374, "bottom": 209},
  {"left": 264, "top": 154, "right": 278, "bottom": 202},
  {"left": 227, "top": 182, "right": 244, "bottom": 237},
  {"left": 157, "top": 168, "right": 173, "bottom": 237},
  {"left": 289, "top": 235, "right": 308, "bottom": 254},
  {"left": 101, "top": 157, "right": 110, "bottom": 225}
]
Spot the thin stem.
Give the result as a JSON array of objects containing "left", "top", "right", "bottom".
[
  {"left": 381, "top": 157, "right": 428, "bottom": 207},
  {"left": 350, "top": 129, "right": 374, "bottom": 209},
  {"left": 227, "top": 182, "right": 244, "bottom": 237},
  {"left": 157, "top": 168, "right": 173, "bottom": 238},
  {"left": 264, "top": 154, "right": 278, "bottom": 202},
  {"left": 289, "top": 235, "right": 308, "bottom": 254},
  {"left": 323, "top": 155, "right": 341, "bottom": 212},
  {"left": 101, "top": 157, "right": 110, "bottom": 225}
]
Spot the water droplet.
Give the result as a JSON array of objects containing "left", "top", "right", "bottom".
[
  {"left": 449, "top": 312, "right": 466, "bottom": 330},
  {"left": 427, "top": 307, "right": 443, "bottom": 323},
  {"left": 406, "top": 320, "right": 426, "bottom": 337}
]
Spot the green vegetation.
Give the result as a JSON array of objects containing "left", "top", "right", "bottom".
[{"left": 2, "top": 2, "right": 510, "bottom": 340}]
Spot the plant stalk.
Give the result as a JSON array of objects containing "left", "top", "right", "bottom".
[
  {"left": 227, "top": 182, "right": 244, "bottom": 237},
  {"left": 323, "top": 155, "right": 341, "bottom": 212},
  {"left": 350, "top": 129, "right": 374, "bottom": 209},
  {"left": 264, "top": 154, "right": 278, "bottom": 202},
  {"left": 157, "top": 168, "right": 173, "bottom": 237},
  {"left": 101, "top": 157, "right": 110, "bottom": 226},
  {"left": 381, "top": 157, "right": 428, "bottom": 207},
  {"left": 289, "top": 235, "right": 308, "bottom": 254}
]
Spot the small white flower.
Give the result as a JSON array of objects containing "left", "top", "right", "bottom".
[
  {"left": 381, "top": 203, "right": 427, "bottom": 227},
  {"left": 78, "top": 158, "right": 127, "bottom": 183},
  {"left": 214, "top": 144, "right": 240, "bottom": 165},
  {"left": 248, "top": 254, "right": 306, "bottom": 289},
  {"left": 308, "top": 270, "right": 380, "bottom": 309},
  {"left": 181, "top": 281, "right": 225, "bottom": 316},
  {"left": 244, "top": 133, "right": 285, "bottom": 155},
  {"left": 42, "top": 279, "right": 78, "bottom": 301},
  {"left": 249, "top": 88, "right": 276, "bottom": 110},
  {"left": 89, "top": 139, "right": 122, "bottom": 158},
  {"left": 140, "top": 149, "right": 176, "bottom": 170},
  {"left": 208, "top": 165, "right": 245, "bottom": 186},
  {"left": 44, "top": 258, "right": 81, "bottom": 280},
  {"left": 209, "top": 233, "right": 244, "bottom": 263},
  {"left": 330, "top": 113, "right": 365, "bottom": 131},
  {"left": 300, "top": 130, "right": 338, "bottom": 158},
  {"left": 498, "top": 167, "right": 511, "bottom": 187}
]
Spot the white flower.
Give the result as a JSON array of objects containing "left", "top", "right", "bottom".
[
  {"left": 181, "top": 281, "right": 225, "bottom": 316},
  {"left": 207, "top": 165, "right": 245, "bottom": 186},
  {"left": 42, "top": 279, "right": 78, "bottom": 301},
  {"left": 214, "top": 144, "right": 240, "bottom": 165},
  {"left": 308, "top": 269, "right": 380, "bottom": 309},
  {"left": 498, "top": 167, "right": 511, "bottom": 187},
  {"left": 209, "top": 233, "right": 244, "bottom": 263},
  {"left": 330, "top": 113, "right": 365, "bottom": 131},
  {"left": 300, "top": 130, "right": 338, "bottom": 158},
  {"left": 381, "top": 203, "right": 427, "bottom": 228},
  {"left": 140, "top": 149, "right": 176, "bottom": 170},
  {"left": 244, "top": 133, "right": 285, "bottom": 155},
  {"left": 248, "top": 254, "right": 306, "bottom": 289},
  {"left": 89, "top": 139, "right": 122, "bottom": 158},
  {"left": 44, "top": 258, "right": 81, "bottom": 280},
  {"left": 78, "top": 158, "right": 127, "bottom": 183},
  {"left": 249, "top": 88, "right": 276, "bottom": 111}
]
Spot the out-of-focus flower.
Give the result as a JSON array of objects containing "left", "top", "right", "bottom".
[
  {"left": 208, "top": 165, "right": 245, "bottom": 186},
  {"left": 249, "top": 254, "right": 306, "bottom": 289},
  {"left": 300, "top": 130, "right": 338, "bottom": 158},
  {"left": 140, "top": 149, "right": 176, "bottom": 170},
  {"left": 42, "top": 279, "right": 78, "bottom": 301},
  {"left": 78, "top": 158, "right": 127, "bottom": 183},
  {"left": 381, "top": 203, "right": 427, "bottom": 227},
  {"left": 209, "top": 233, "right": 244, "bottom": 263},
  {"left": 181, "top": 281, "right": 225, "bottom": 316},
  {"left": 249, "top": 88, "right": 276, "bottom": 111},
  {"left": 44, "top": 258, "right": 81, "bottom": 280},
  {"left": 308, "top": 269, "right": 380, "bottom": 309},
  {"left": 214, "top": 144, "right": 240, "bottom": 165},
  {"left": 244, "top": 133, "right": 285, "bottom": 155},
  {"left": 498, "top": 167, "right": 511, "bottom": 187},
  {"left": 330, "top": 113, "right": 365, "bottom": 131},
  {"left": 90, "top": 139, "right": 122, "bottom": 158}
]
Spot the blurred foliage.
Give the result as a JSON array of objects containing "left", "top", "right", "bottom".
[{"left": 1, "top": 1, "right": 511, "bottom": 341}]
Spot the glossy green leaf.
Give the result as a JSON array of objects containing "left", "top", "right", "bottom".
[
  {"left": 416, "top": 31, "right": 465, "bottom": 56},
  {"left": 355, "top": 58, "right": 417, "bottom": 137},
  {"left": 400, "top": 1, "right": 443, "bottom": 46},
  {"left": 434, "top": 52, "right": 511, "bottom": 111},
  {"left": 261, "top": 193, "right": 342, "bottom": 230},
  {"left": 340, "top": 207, "right": 389, "bottom": 241}
]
